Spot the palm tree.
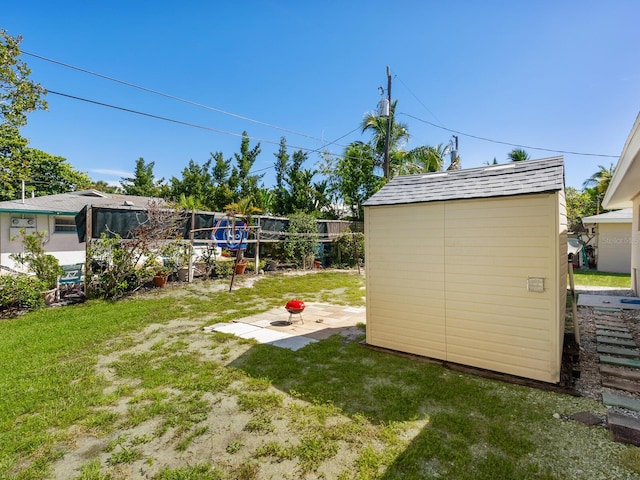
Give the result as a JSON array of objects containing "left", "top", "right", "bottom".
[
  {"left": 583, "top": 163, "right": 614, "bottom": 194},
  {"left": 178, "top": 194, "right": 204, "bottom": 211},
  {"left": 507, "top": 148, "right": 530, "bottom": 162},
  {"left": 394, "top": 144, "right": 446, "bottom": 176},
  {"left": 583, "top": 163, "right": 615, "bottom": 214},
  {"left": 224, "top": 197, "right": 261, "bottom": 225}
]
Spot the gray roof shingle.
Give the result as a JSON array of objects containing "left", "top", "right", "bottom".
[
  {"left": 363, "top": 156, "right": 564, "bottom": 207},
  {"left": 0, "top": 190, "right": 158, "bottom": 215}
]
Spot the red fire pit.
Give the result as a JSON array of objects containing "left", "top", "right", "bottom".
[{"left": 285, "top": 299, "right": 305, "bottom": 324}]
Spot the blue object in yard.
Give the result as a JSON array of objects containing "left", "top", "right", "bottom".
[
  {"left": 212, "top": 219, "right": 247, "bottom": 250},
  {"left": 58, "top": 263, "right": 84, "bottom": 285}
]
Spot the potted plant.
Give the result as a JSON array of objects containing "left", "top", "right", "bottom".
[
  {"left": 177, "top": 242, "right": 192, "bottom": 281},
  {"left": 152, "top": 258, "right": 173, "bottom": 287},
  {"left": 10, "top": 229, "right": 63, "bottom": 304},
  {"left": 234, "top": 258, "right": 248, "bottom": 275},
  {"left": 152, "top": 269, "right": 170, "bottom": 288}
]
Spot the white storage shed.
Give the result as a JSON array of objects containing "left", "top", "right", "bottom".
[{"left": 363, "top": 157, "right": 567, "bottom": 383}]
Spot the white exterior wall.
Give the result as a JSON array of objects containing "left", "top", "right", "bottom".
[
  {"left": 633, "top": 200, "right": 640, "bottom": 295},
  {"left": 365, "top": 192, "right": 565, "bottom": 383},
  {"left": 595, "top": 223, "right": 632, "bottom": 274},
  {"left": 0, "top": 213, "right": 84, "bottom": 271}
]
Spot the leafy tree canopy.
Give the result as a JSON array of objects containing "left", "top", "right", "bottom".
[
  {"left": 0, "top": 29, "right": 47, "bottom": 129},
  {"left": 331, "top": 141, "right": 384, "bottom": 221},
  {"left": 0, "top": 30, "right": 91, "bottom": 200},
  {"left": 120, "top": 157, "right": 164, "bottom": 197},
  {"left": 583, "top": 163, "right": 614, "bottom": 202}
]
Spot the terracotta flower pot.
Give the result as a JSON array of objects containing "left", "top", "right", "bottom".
[
  {"left": 153, "top": 274, "right": 168, "bottom": 288},
  {"left": 235, "top": 262, "right": 248, "bottom": 275}
]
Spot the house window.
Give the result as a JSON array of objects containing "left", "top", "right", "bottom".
[{"left": 54, "top": 217, "right": 77, "bottom": 233}]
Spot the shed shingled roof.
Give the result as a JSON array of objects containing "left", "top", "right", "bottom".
[{"left": 363, "top": 156, "right": 564, "bottom": 207}]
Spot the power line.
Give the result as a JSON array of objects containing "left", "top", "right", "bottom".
[
  {"left": 400, "top": 112, "right": 618, "bottom": 159},
  {"left": 392, "top": 72, "right": 617, "bottom": 159},
  {"left": 46, "top": 90, "right": 361, "bottom": 174},
  {"left": 29, "top": 51, "right": 618, "bottom": 161},
  {"left": 394, "top": 74, "right": 445, "bottom": 127},
  {"left": 23, "top": 50, "right": 330, "bottom": 143}
]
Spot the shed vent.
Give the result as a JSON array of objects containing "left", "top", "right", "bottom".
[
  {"left": 422, "top": 173, "right": 448, "bottom": 179},
  {"left": 483, "top": 164, "right": 515, "bottom": 172}
]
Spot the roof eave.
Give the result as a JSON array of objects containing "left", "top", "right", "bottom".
[
  {"left": 603, "top": 112, "right": 640, "bottom": 210},
  {"left": 0, "top": 209, "right": 77, "bottom": 216}
]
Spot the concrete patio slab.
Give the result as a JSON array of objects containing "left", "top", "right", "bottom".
[
  {"left": 212, "top": 322, "right": 262, "bottom": 336},
  {"left": 205, "top": 302, "right": 366, "bottom": 351},
  {"left": 271, "top": 336, "right": 318, "bottom": 351},
  {"left": 237, "top": 328, "right": 293, "bottom": 343},
  {"left": 578, "top": 294, "right": 640, "bottom": 310}
]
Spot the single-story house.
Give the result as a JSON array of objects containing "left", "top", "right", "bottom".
[
  {"left": 363, "top": 157, "right": 567, "bottom": 383},
  {"left": 581, "top": 209, "right": 632, "bottom": 274},
  {"left": 0, "top": 190, "right": 156, "bottom": 271},
  {"left": 602, "top": 112, "right": 640, "bottom": 295}
]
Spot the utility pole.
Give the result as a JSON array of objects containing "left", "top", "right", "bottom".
[{"left": 383, "top": 66, "right": 392, "bottom": 180}]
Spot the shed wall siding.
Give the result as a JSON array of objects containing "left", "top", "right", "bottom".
[
  {"left": 557, "top": 188, "right": 568, "bottom": 381},
  {"left": 365, "top": 203, "right": 447, "bottom": 359},
  {"left": 597, "top": 223, "right": 632, "bottom": 274},
  {"left": 366, "top": 193, "right": 563, "bottom": 383}
]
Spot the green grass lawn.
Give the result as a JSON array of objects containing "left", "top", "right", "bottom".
[
  {"left": 572, "top": 269, "right": 631, "bottom": 288},
  {"left": 0, "top": 271, "right": 638, "bottom": 479}
]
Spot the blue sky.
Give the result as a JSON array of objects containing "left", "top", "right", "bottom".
[{"left": 3, "top": 1, "right": 640, "bottom": 190}]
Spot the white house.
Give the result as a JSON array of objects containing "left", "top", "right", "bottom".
[
  {"left": 581, "top": 209, "right": 632, "bottom": 274},
  {"left": 0, "top": 190, "right": 155, "bottom": 271},
  {"left": 602, "top": 113, "right": 640, "bottom": 295}
]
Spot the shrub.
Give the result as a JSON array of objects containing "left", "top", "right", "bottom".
[
  {"left": 86, "top": 201, "right": 185, "bottom": 299},
  {"left": 87, "top": 234, "right": 154, "bottom": 300},
  {"left": 283, "top": 213, "right": 319, "bottom": 269},
  {"left": 331, "top": 229, "right": 364, "bottom": 267},
  {"left": 0, "top": 275, "right": 45, "bottom": 312},
  {"left": 210, "top": 261, "right": 234, "bottom": 277},
  {"left": 10, "top": 229, "right": 63, "bottom": 290},
  {"left": 246, "top": 259, "right": 266, "bottom": 272}
]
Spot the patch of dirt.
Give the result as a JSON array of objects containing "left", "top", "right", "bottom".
[
  {"left": 48, "top": 281, "right": 640, "bottom": 479},
  {"left": 49, "top": 282, "right": 378, "bottom": 480}
]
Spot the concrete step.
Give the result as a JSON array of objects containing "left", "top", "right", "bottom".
[
  {"left": 599, "top": 355, "right": 640, "bottom": 369},
  {"left": 602, "top": 391, "right": 640, "bottom": 412},
  {"left": 597, "top": 336, "right": 637, "bottom": 347},
  {"left": 597, "top": 345, "right": 640, "bottom": 358},
  {"left": 596, "top": 330, "right": 634, "bottom": 339}
]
